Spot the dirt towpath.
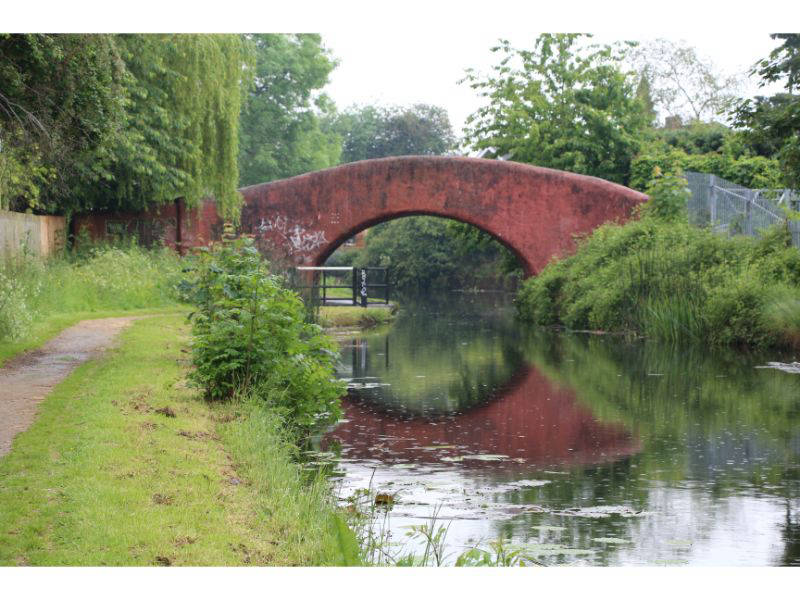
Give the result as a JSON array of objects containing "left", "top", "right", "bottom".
[{"left": 0, "top": 317, "right": 140, "bottom": 457}]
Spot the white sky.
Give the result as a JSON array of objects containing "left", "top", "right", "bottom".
[{"left": 7, "top": 0, "right": 799, "bottom": 138}]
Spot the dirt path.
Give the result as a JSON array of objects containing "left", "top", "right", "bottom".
[{"left": 0, "top": 317, "right": 140, "bottom": 457}]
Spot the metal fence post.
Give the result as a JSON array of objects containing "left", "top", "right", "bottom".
[
  {"left": 709, "top": 175, "right": 717, "bottom": 227},
  {"left": 745, "top": 192, "right": 753, "bottom": 236}
]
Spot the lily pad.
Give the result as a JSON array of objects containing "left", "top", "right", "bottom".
[
  {"left": 532, "top": 525, "right": 566, "bottom": 532},
  {"left": 593, "top": 537, "right": 632, "bottom": 544}
]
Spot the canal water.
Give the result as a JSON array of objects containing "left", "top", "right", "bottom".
[{"left": 316, "top": 294, "right": 800, "bottom": 566}]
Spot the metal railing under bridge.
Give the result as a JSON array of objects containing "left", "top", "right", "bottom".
[
  {"left": 685, "top": 171, "right": 800, "bottom": 248},
  {"left": 294, "top": 266, "right": 391, "bottom": 307}
]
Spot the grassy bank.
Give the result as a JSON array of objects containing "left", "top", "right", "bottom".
[
  {"left": 1, "top": 243, "right": 185, "bottom": 364},
  {"left": 517, "top": 219, "right": 800, "bottom": 348},
  {"left": 318, "top": 305, "right": 397, "bottom": 328},
  {"left": 0, "top": 314, "right": 353, "bottom": 566}
]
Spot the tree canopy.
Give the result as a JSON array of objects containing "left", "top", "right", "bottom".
[
  {"left": 629, "top": 39, "right": 743, "bottom": 125},
  {"left": 0, "top": 34, "right": 127, "bottom": 213},
  {"left": 734, "top": 34, "right": 800, "bottom": 189},
  {"left": 323, "top": 103, "right": 457, "bottom": 163},
  {"left": 461, "top": 34, "right": 650, "bottom": 185},
  {"left": 1, "top": 34, "right": 251, "bottom": 216},
  {"left": 237, "top": 34, "right": 340, "bottom": 187}
]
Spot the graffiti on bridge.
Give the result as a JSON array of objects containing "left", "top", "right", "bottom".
[{"left": 257, "top": 215, "right": 328, "bottom": 254}]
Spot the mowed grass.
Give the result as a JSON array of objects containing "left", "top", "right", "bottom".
[{"left": 0, "top": 314, "right": 351, "bottom": 566}]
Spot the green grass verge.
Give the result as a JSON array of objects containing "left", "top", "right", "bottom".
[
  {"left": 318, "top": 305, "right": 397, "bottom": 328},
  {"left": 0, "top": 314, "right": 355, "bottom": 566}
]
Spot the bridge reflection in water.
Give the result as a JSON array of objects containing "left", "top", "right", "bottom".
[{"left": 323, "top": 335, "right": 639, "bottom": 469}]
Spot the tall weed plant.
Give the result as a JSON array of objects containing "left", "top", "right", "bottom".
[{"left": 179, "top": 232, "right": 344, "bottom": 430}]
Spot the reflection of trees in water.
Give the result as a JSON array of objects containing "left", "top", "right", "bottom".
[
  {"left": 524, "top": 331, "right": 800, "bottom": 487},
  {"left": 333, "top": 295, "right": 800, "bottom": 564},
  {"left": 523, "top": 330, "right": 800, "bottom": 565},
  {"left": 343, "top": 304, "right": 527, "bottom": 417},
  {"left": 781, "top": 497, "right": 800, "bottom": 566}
]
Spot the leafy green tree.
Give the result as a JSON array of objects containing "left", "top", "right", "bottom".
[
  {"left": 461, "top": 34, "right": 650, "bottom": 185},
  {"left": 324, "top": 103, "right": 457, "bottom": 163},
  {"left": 635, "top": 74, "right": 658, "bottom": 127},
  {"left": 238, "top": 34, "right": 340, "bottom": 186},
  {"left": 641, "top": 168, "right": 690, "bottom": 222},
  {"left": 0, "top": 34, "right": 127, "bottom": 213},
  {"left": 734, "top": 34, "right": 800, "bottom": 188}
]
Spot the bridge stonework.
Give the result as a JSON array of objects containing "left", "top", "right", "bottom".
[
  {"left": 236, "top": 156, "right": 647, "bottom": 275},
  {"left": 73, "top": 157, "right": 647, "bottom": 275}
]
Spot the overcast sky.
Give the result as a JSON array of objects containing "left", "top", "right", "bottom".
[{"left": 10, "top": 0, "right": 798, "bottom": 139}]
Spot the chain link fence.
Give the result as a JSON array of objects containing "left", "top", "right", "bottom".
[{"left": 684, "top": 171, "right": 800, "bottom": 248}]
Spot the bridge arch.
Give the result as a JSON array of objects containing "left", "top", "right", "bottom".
[{"left": 237, "top": 156, "right": 647, "bottom": 275}]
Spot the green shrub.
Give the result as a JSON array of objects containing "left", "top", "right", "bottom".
[
  {"left": 705, "top": 275, "right": 770, "bottom": 347},
  {"left": 517, "top": 216, "right": 800, "bottom": 349},
  {"left": 180, "top": 234, "right": 344, "bottom": 429}
]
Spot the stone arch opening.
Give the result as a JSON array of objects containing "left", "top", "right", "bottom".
[{"left": 316, "top": 209, "right": 527, "bottom": 270}]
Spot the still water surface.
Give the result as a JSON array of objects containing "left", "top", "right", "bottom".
[{"left": 318, "top": 294, "right": 800, "bottom": 566}]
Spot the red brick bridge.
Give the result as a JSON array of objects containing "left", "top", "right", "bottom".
[{"left": 76, "top": 156, "right": 647, "bottom": 275}]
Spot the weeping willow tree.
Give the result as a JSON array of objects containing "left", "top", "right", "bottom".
[
  {"left": 98, "top": 34, "right": 253, "bottom": 217},
  {"left": 0, "top": 34, "right": 252, "bottom": 217}
]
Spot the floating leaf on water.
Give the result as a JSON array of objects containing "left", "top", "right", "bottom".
[
  {"left": 653, "top": 559, "right": 690, "bottom": 566},
  {"left": 440, "top": 456, "right": 464, "bottom": 462},
  {"left": 665, "top": 539, "right": 693, "bottom": 547},
  {"left": 553, "top": 505, "right": 648, "bottom": 519},
  {"left": 524, "top": 544, "right": 595, "bottom": 556},
  {"left": 420, "top": 445, "right": 457, "bottom": 450},
  {"left": 593, "top": 537, "right": 632, "bottom": 544},
  {"left": 532, "top": 525, "right": 566, "bottom": 532},
  {"left": 512, "top": 479, "right": 550, "bottom": 488},
  {"left": 522, "top": 505, "right": 549, "bottom": 513},
  {"left": 460, "top": 454, "right": 509, "bottom": 462}
]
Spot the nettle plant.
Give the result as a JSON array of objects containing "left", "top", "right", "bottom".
[{"left": 179, "top": 232, "right": 344, "bottom": 429}]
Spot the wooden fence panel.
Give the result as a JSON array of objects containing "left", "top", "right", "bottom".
[{"left": 0, "top": 210, "right": 66, "bottom": 257}]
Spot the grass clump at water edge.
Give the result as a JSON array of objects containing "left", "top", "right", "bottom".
[{"left": 516, "top": 218, "right": 800, "bottom": 349}]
